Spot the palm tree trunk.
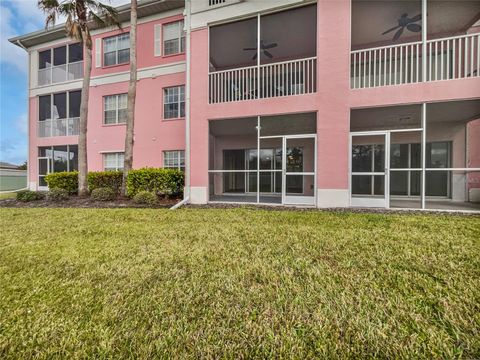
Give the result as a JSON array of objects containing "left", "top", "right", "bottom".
[
  {"left": 121, "top": 0, "right": 138, "bottom": 195},
  {"left": 78, "top": 32, "right": 92, "bottom": 196}
]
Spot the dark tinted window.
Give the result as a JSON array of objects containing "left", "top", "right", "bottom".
[
  {"left": 39, "top": 50, "right": 51, "bottom": 69},
  {"left": 53, "top": 93, "right": 67, "bottom": 118},
  {"left": 69, "top": 91, "right": 81, "bottom": 118},
  {"left": 39, "top": 95, "right": 51, "bottom": 121},
  {"left": 68, "top": 43, "right": 83, "bottom": 62},
  {"left": 53, "top": 46, "right": 67, "bottom": 66}
]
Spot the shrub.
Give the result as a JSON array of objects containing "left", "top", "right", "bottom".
[
  {"left": 132, "top": 191, "right": 158, "bottom": 205},
  {"left": 16, "top": 190, "right": 45, "bottom": 202},
  {"left": 90, "top": 187, "right": 116, "bottom": 201},
  {"left": 126, "top": 168, "right": 184, "bottom": 198},
  {"left": 88, "top": 171, "right": 123, "bottom": 194},
  {"left": 46, "top": 188, "right": 69, "bottom": 201},
  {"left": 45, "top": 171, "right": 78, "bottom": 194}
]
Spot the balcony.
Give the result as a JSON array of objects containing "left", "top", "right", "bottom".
[
  {"left": 208, "top": 4, "right": 317, "bottom": 104},
  {"left": 38, "top": 118, "right": 80, "bottom": 137},
  {"left": 350, "top": 0, "right": 480, "bottom": 90},
  {"left": 38, "top": 61, "right": 84, "bottom": 86},
  {"left": 209, "top": 57, "right": 317, "bottom": 103},
  {"left": 351, "top": 33, "right": 479, "bottom": 89}
]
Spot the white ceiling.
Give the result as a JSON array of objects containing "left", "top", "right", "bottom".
[
  {"left": 352, "top": 0, "right": 480, "bottom": 47},
  {"left": 351, "top": 99, "right": 480, "bottom": 130},
  {"left": 209, "top": 4, "right": 317, "bottom": 71}
]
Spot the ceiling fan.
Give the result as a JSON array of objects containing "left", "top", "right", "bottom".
[
  {"left": 382, "top": 13, "right": 422, "bottom": 41},
  {"left": 243, "top": 40, "right": 278, "bottom": 60}
]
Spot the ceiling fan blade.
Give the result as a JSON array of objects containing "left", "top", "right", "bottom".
[
  {"left": 262, "top": 42, "right": 277, "bottom": 49},
  {"left": 382, "top": 25, "right": 401, "bottom": 35},
  {"left": 392, "top": 27, "right": 404, "bottom": 41},
  {"left": 406, "top": 23, "right": 422, "bottom": 32},
  {"left": 264, "top": 50, "right": 273, "bottom": 58},
  {"left": 409, "top": 14, "right": 422, "bottom": 22},
  {"left": 243, "top": 47, "right": 257, "bottom": 51}
]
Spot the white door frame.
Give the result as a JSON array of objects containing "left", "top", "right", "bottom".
[
  {"left": 38, "top": 156, "right": 50, "bottom": 191},
  {"left": 282, "top": 134, "right": 317, "bottom": 206},
  {"left": 349, "top": 131, "right": 390, "bottom": 208}
]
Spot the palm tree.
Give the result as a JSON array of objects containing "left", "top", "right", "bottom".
[
  {"left": 38, "top": 0, "right": 119, "bottom": 196},
  {"left": 121, "top": 0, "right": 137, "bottom": 196}
]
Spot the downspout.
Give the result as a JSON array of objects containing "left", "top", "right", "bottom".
[
  {"left": 17, "top": 39, "right": 31, "bottom": 190},
  {"left": 171, "top": 0, "right": 191, "bottom": 210},
  {"left": 184, "top": 0, "right": 191, "bottom": 201}
]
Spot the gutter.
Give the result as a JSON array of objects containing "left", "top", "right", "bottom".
[{"left": 184, "top": 0, "right": 191, "bottom": 201}]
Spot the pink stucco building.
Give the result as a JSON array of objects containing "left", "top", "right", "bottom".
[{"left": 9, "top": 0, "right": 480, "bottom": 211}]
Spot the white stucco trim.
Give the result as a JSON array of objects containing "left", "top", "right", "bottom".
[
  {"left": 316, "top": 189, "right": 350, "bottom": 208},
  {"left": 190, "top": 186, "right": 208, "bottom": 204}
]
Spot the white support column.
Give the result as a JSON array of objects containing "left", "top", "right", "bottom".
[
  {"left": 256, "top": 116, "right": 260, "bottom": 204},
  {"left": 422, "top": 0, "right": 427, "bottom": 82},
  {"left": 421, "top": 103, "right": 426, "bottom": 209}
]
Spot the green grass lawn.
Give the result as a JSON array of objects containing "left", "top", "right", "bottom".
[
  {"left": 0, "top": 208, "right": 479, "bottom": 359},
  {"left": 0, "top": 192, "right": 17, "bottom": 200}
]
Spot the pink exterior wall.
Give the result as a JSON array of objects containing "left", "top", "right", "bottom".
[
  {"left": 28, "top": 12, "right": 186, "bottom": 188},
  {"left": 26, "top": 1, "right": 479, "bottom": 204},
  {"left": 86, "top": 73, "right": 185, "bottom": 171},
  {"left": 90, "top": 13, "right": 185, "bottom": 77}
]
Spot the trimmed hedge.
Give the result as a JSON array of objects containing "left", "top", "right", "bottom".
[
  {"left": 46, "top": 188, "right": 69, "bottom": 201},
  {"left": 91, "top": 187, "right": 116, "bottom": 201},
  {"left": 88, "top": 171, "right": 123, "bottom": 194},
  {"left": 16, "top": 190, "right": 45, "bottom": 202},
  {"left": 45, "top": 171, "right": 78, "bottom": 194},
  {"left": 126, "top": 168, "right": 184, "bottom": 198},
  {"left": 132, "top": 191, "right": 158, "bottom": 205}
]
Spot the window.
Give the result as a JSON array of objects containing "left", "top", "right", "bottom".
[
  {"left": 104, "top": 94, "right": 127, "bottom": 124},
  {"left": 38, "top": 43, "right": 83, "bottom": 70},
  {"left": 163, "top": 150, "right": 185, "bottom": 171},
  {"left": 38, "top": 43, "right": 83, "bottom": 85},
  {"left": 163, "top": 21, "right": 185, "bottom": 56},
  {"left": 38, "top": 145, "right": 78, "bottom": 186},
  {"left": 38, "top": 91, "right": 81, "bottom": 121},
  {"left": 163, "top": 86, "right": 185, "bottom": 119},
  {"left": 103, "top": 33, "right": 130, "bottom": 66},
  {"left": 103, "top": 152, "right": 124, "bottom": 171}
]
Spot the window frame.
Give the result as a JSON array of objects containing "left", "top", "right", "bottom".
[
  {"left": 103, "top": 152, "right": 125, "bottom": 172},
  {"left": 163, "top": 85, "right": 185, "bottom": 120},
  {"left": 163, "top": 150, "right": 185, "bottom": 171},
  {"left": 38, "top": 90, "right": 81, "bottom": 122},
  {"left": 103, "top": 93, "right": 128, "bottom": 125},
  {"left": 163, "top": 20, "right": 185, "bottom": 56},
  {"left": 38, "top": 42, "right": 84, "bottom": 70},
  {"left": 103, "top": 33, "right": 130, "bottom": 67}
]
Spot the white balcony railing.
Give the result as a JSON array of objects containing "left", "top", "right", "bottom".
[
  {"left": 38, "top": 61, "right": 84, "bottom": 86},
  {"left": 351, "top": 33, "right": 479, "bottom": 89},
  {"left": 427, "top": 34, "right": 479, "bottom": 81},
  {"left": 38, "top": 117, "right": 80, "bottom": 137},
  {"left": 209, "top": 57, "right": 317, "bottom": 104}
]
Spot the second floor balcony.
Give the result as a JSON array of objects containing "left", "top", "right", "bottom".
[
  {"left": 38, "top": 90, "right": 80, "bottom": 137},
  {"left": 208, "top": 4, "right": 317, "bottom": 104},
  {"left": 38, "top": 117, "right": 80, "bottom": 137},
  {"left": 351, "top": 0, "right": 480, "bottom": 89}
]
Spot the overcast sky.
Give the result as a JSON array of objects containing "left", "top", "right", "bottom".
[{"left": 0, "top": 0, "right": 129, "bottom": 165}]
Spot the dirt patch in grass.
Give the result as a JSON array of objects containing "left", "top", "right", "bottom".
[{"left": 0, "top": 195, "right": 180, "bottom": 209}]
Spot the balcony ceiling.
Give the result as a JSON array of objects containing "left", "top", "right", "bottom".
[
  {"left": 209, "top": 5, "right": 316, "bottom": 71},
  {"left": 351, "top": 0, "right": 480, "bottom": 48},
  {"left": 351, "top": 100, "right": 480, "bottom": 131}
]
